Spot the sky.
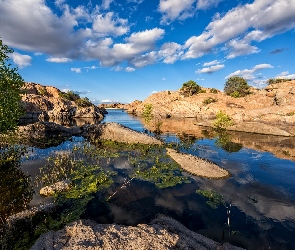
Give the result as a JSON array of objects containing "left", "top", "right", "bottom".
[{"left": 0, "top": 0, "right": 295, "bottom": 103}]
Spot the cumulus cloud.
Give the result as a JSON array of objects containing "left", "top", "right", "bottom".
[
  {"left": 276, "top": 71, "right": 295, "bottom": 79},
  {"left": 92, "top": 12, "right": 129, "bottom": 37},
  {"left": 71, "top": 68, "right": 82, "bottom": 73},
  {"left": 225, "top": 64, "right": 274, "bottom": 84},
  {"left": 46, "top": 57, "right": 72, "bottom": 63},
  {"left": 196, "top": 0, "right": 223, "bottom": 10},
  {"left": 158, "top": 42, "right": 183, "bottom": 64},
  {"left": 203, "top": 60, "right": 221, "bottom": 67},
  {"left": 101, "top": 0, "right": 113, "bottom": 10},
  {"left": 11, "top": 52, "right": 32, "bottom": 68},
  {"left": 158, "top": 0, "right": 196, "bottom": 24},
  {"left": 196, "top": 64, "right": 224, "bottom": 74},
  {"left": 183, "top": 0, "right": 295, "bottom": 59},
  {"left": 125, "top": 67, "right": 135, "bottom": 72}
]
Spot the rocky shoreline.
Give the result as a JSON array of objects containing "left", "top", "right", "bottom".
[{"left": 125, "top": 80, "right": 295, "bottom": 136}]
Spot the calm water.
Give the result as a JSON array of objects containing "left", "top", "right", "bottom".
[{"left": 14, "top": 109, "right": 295, "bottom": 249}]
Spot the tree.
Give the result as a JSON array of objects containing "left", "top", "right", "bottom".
[
  {"left": 0, "top": 39, "right": 25, "bottom": 134},
  {"left": 224, "top": 76, "right": 250, "bottom": 97},
  {"left": 180, "top": 80, "right": 201, "bottom": 96}
]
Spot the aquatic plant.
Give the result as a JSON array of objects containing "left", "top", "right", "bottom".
[{"left": 196, "top": 189, "right": 225, "bottom": 209}]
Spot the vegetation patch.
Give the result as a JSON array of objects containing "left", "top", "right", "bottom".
[
  {"left": 224, "top": 76, "right": 250, "bottom": 97},
  {"left": 213, "top": 111, "right": 234, "bottom": 131},
  {"left": 203, "top": 97, "right": 217, "bottom": 105}
]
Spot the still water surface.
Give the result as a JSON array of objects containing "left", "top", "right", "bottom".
[{"left": 18, "top": 109, "right": 295, "bottom": 249}]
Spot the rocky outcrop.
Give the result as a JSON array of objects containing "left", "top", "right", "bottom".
[
  {"left": 20, "top": 82, "right": 104, "bottom": 123},
  {"left": 125, "top": 81, "right": 295, "bottom": 136},
  {"left": 166, "top": 148, "right": 230, "bottom": 179},
  {"left": 98, "top": 103, "right": 126, "bottom": 109},
  {"left": 18, "top": 122, "right": 162, "bottom": 145},
  {"left": 31, "top": 215, "right": 244, "bottom": 250}
]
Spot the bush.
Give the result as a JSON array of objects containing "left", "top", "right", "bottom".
[
  {"left": 180, "top": 80, "right": 201, "bottom": 96},
  {"left": 224, "top": 76, "right": 250, "bottom": 97},
  {"left": 267, "top": 78, "right": 293, "bottom": 85},
  {"left": 213, "top": 111, "right": 233, "bottom": 131},
  {"left": 59, "top": 91, "right": 80, "bottom": 101},
  {"left": 76, "top": 97, "right": 92, "bottom": 107},
  {"left": 210, "top": 88, "right": 218, "bottom": 94},
  {"left": 142, "top": 103, "right": 153, "bottom": 123},
  {"left": 38, "top": 86, "right": 47, "bottom": 96},
  {"left": 203, "top": 97, "right": 217, "bottom": 105}
]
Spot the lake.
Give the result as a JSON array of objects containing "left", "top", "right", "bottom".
[{"left": 2, "top": 109, "right": 295, "bottom": 249}]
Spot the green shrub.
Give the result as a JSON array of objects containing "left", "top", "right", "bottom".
[
  {"left": 210, "top": 88, "right": 218, "bottom": 94},
  {"left": 76, "top": 97, "right": 92, "bottom": 107},
  {"left": 213, "top": 111, "right": 234, "bottom": 130},
  {"left": 267, "top": 78, "right": 293, "bottom": 85},
  {"left": 142, "top": 103, "right": 153, "bottom": 123},
  {"left": 38, "top": 86, "right": 47, "bottom": 96},
  {"left": 180, "top": 80, "right": 201, "bottom": 96},
  {"left": 224, "top": 76, "right": 250, "bottom": 97},
  {"left": 203, "top": 97, "right": 217, "bottom": 105},
  {"left": 59, "top": 91, "right": 80, "bottom": 101}
]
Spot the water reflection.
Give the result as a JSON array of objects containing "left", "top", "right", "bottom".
[
  {"left": 140, "top": 117, "right": 295, "bottom": 161},
  {"left": 0, "top": 147, "right": 34, "bottom": 224}
]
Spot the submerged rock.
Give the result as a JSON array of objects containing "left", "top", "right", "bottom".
[
  {"left": 31, "top": 214, "right": 244, "bottom": 250},
  {"left": 166, "top": 148, "right": 230, "bottom": 179},
  {"left": 40, "top": 180, "right": 72, "bottom": 197}
]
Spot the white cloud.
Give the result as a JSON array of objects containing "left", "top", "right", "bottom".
[
  {"left": 130, "top": 51, "right": 158, "bottom": 68},
  {"left": 159, "top": 0, "right": 196, "bottom": 24},
  {"left": 34, "top": 52, "right": 43, "bottom": 56},
  {"left": 92, "top": 12, "right": 129, "bottom": 37},
  {"left": 196, "top": 0, "right": 223, "bottom": 10},
  {"left": 151, "top": 91, "right": 158, "bottom": 94},
  {"left": 203, "top": 60, "right": 220, "bottom": 67},
  {"left": 162, "top": 77, "right": 166, "bottom": 80},
  {"left": 46, "top": 57, "right": 72, "bottom": 63},
  {"left": 196, "top": 64, "right": 224, "bottom": 74},
  {"left": 183, "top": 0, "right": 295, "bottom": 59},
  {"left": 101, "top": 0, "right": 113, "bottom": 10},
  {"left": 125, "top": 67, "right": 135, "bottom": 72},
  {"left": 225, "top": 64, "right": 274, "bottom": 82},
  {"left": 71, "top": 68, "right": 82, "bottom": 73},
  {"left": 276, "top": 71, "right": 295, "bottom": 79},
  {"left": 11, "top": 52, "right": 32, "bottom": 68},
  {"left": 158, "top": 42, "right": 183, "bottom": 64}
]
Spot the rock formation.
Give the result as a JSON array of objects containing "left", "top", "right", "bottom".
[
  {"left": 20, "top": 82, "right": 104, "bottom": 123},
  {"left": 31, "top": 215, "right": 244, "bottom": 250},
  {"left": 125, "top": 80, "right": 295, "bottom": 135}
]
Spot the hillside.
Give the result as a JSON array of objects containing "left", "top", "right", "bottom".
[{"left": 125, "top": 80, "right": 295, "bottom": 135}]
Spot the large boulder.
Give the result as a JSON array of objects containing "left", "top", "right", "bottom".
[{"left": 31, "top": 215, "right": 244, "bottom": 250}]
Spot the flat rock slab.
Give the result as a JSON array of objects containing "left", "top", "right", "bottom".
[
  {"left": 31, "top": 214, "right": 244, "bottom": 250},
  {"left": 166, "top": 148, "right": 230, "bottom": 179},
  {"left": 228, "top": 122, "right": 292, "bottom": 136},
  {"left": 98, "top": 122, "right": 163, "bottom": 145}
]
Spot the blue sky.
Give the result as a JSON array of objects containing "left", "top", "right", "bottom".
[{"left": 1, "top": 0, "right": 294, "bottom": 103}]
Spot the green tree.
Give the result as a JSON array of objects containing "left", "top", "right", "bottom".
[
  {"left": 180, "top": 80, "right": 201, "bottom": 96},
  {"left": 0, "top": 39, "right": 25, "bottom": 133},
  {"left": 224, "top": 76, "right": 250, "bottom": 97}
]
